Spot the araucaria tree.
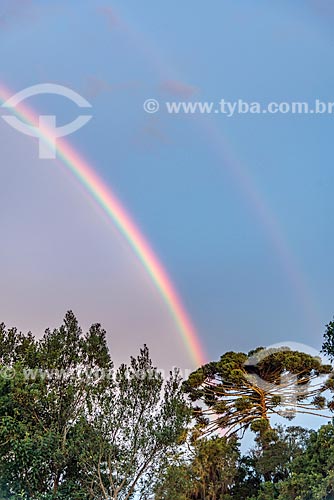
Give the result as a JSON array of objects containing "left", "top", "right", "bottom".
[{"left": 183, "top": 346, "right": 332, "bottom": 438}]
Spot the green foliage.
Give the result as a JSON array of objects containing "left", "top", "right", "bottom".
[
  {"left": 322, "top": 318, "right": 334, "bottom": 362},
  {"left": 184, "top": 346, "right": 332, "bottom": 438},
  {"left": 252, "top": 426, "right": 311, "bottom": 485},
  {"left": 155, "top": 425, "right": 320, "bottom": 500},
  {"left": 0, "top": 311, "right": 110, "bottom": 499},
  {"left": 0, "top": 312, "right": 189, "bottom": 500},
  {"left": 1, "top": 314, "right": 334, "bottom": 499},
  {"left": 77, "top": 345, "right": 190, "bottom": 500},
  {"left": 275, "top": 424, "right": 334, "bottom": 500},
  {"left": 155, "top": 436, "right": 240, "bottom": 500},
  {"left": 154, "top": 464, "right": 192, "bottom": 500}
]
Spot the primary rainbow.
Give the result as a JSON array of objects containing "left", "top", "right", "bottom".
[{"left": 0, "top": 83, "right": 207, "bottom": 367}]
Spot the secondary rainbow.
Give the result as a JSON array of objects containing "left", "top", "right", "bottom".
[
  {"left": 110, "top": 5, "right": 321, "bottom": 329},
  {"left": 0, "top": 83, "right": 207, "bottom": 367}
]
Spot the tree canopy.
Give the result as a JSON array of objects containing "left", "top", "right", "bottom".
[
  {"left": 1, "top": 313, "right": 334, "bottom": 500},
  {"left": 0, "top": 312, "right": 189, "bottom": 500},
  {"left": 183, "top": 346, "right": 332, "bottom": 438}
]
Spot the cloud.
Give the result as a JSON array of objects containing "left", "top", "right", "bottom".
[
  {"left": 97, "top": 6, "right": 120, "bottom": 30},
  {"left": 82, "top": 76, "right": 142, "bottom": 100},
  {"left": 160, "top": 80, "right": 198, "bottom": 98},
  {"left": 84, "top": 76, "right": 113, "bottom": 99},
  {"left": 0, "top": 0, "right": 36, "bottom": 29},
  {"left": 309, "top": 0, "right": 334, "bottom": 17},
  {"left": 132, "top": 118, "right": 170, "bottom": 153}
]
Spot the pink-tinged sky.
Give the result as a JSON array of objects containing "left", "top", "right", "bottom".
[
  {"left": 0, "top": 121, "right": 191, "bottom": 371},
  {"left": 1, "top": 0, "right": 334, "bottom": 376}
]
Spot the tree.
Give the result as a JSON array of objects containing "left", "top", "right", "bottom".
[
  {"left": 322, "top": 318, "right": 334, "bottom": 362},
  {"left": 76, "top": 345, "right": 189, "bottom": 500},
  {"left": 190, "top": 436, "right": 240, "bottom": 499},
  {"left": 321, "top": 318, "right": 334, "bottom": 412},
  {"left": 251, "top": 425, "right": 311, "bottom": 484},
  {"left": 155, "top": 436, "right": 240, "bottom": 500},
  {"left": 0, "top": 311, "right": 111, "bottom": 499},
  {"left": 154, "top": 463, "right": 193, "bottom": 500},
  {"left": 0, "top": 313, "right": 189, "bottom": 499},
  {"left": 183, "top": 347, "right": 332, "bottom": 439},
  {"left": 237, "top": 425, "right": 312, "bottom": 496},
  {"left": 274, "top": 424, "right": 334, "bottom": 500}
]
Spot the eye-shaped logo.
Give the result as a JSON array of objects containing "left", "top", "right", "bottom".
[
  {"left": 244, "top": 342, "right": 325, "bottom": 420},
  {"left": 1, "top": 83, "right": 92, "bottom": 159}
]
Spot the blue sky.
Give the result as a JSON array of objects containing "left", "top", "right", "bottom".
[{"left": 0, "top": 0, "right": 334, "bottom": 373}]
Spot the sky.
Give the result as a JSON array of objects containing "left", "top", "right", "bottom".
[{"left": 0, "top": 0, "right": 334, "bottom": 377}]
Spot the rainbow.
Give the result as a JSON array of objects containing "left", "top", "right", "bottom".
[
  {"left": 104, "top": 6, "right": 320, "bottom": 329},
  {"left": 0, "top": 83, "right": 207, "bottom": 367},
  {"left": 199, "top": 120, "right": 320, "bottom": 329}
]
